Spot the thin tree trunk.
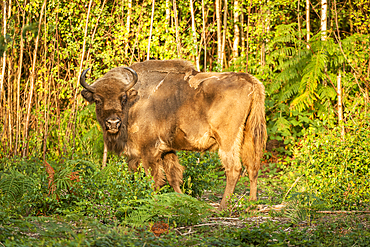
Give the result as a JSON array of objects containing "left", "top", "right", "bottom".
[
  {"left": 190, "top": 0, "right": 199, "bottom": 70},
  {"left": 241, "top": 2, "right": 245, "bottom": 55},
  {"left": 86, "top": 0, "right": 107, "bottom": 64},
  {"left": 76, "top": 0, "right": 93, "bottom": 93},
  {"left": 129, "top": 0, "right": 146, "bottom": 65},
  {"left": 306, "top": 0, "right": 310, "bottom": 48},
  {"left": 321, "top": 0, "right": 327, "bottom": 41},
  {"left": 43, "top": 8, "right": 56, "bottom": 162},
  {"left": 221, "top": 0, "right": 228, "bottom": 69},
  {"left": 126, "top": 0, "right": 132, "bottom": 32},
  {"left": 333, "top": 0, "right": 344, "bottom": 138},
  {"left": 298, "top": 0, "right": 301, "bottom": 43},
  {"left": 0, "top": 0, "right": 7, "bottom": 108},
  {"left": 232, "top": 0, "right": 240, "bottom": 61},
  {"left": 23, "top": 0, "right": 47, "bottom": 157},
  {"left": 166, "top": 0, "right": 170, "bottom": 33},
  {"left": 15, "top": 4, "right": 26, "bottom": 155},
  {"left": 102, "top": 142, "right": 107, "bottom": 168},
  {"left": 337, "top": 71, "right": 344, "bottom": 138},
  {"left": 172, "top": 0, "right": 181, "bottom": 58},
  {"left": 349, "top": 0, "right": 353, "bottom": 34},
  {"left": 147, "top": 0, "right": 155, "bottom": 60},
  {"left": 202, "top": 0, "right": 206, "bottom": 71},
  {"left": 125, "top": 0, "right": 132, "bottom": 56},
  {"left": 246, "top": 0, "right": 251, "bottom": 73},
  {"left": 7, "top": 35, "right": 14, "bottom": 154},
  {"left": 261, "top": 2, "right": 270, "bottom": 67},
  {"left": 68, "top": 0, "right": 93, "bottom": 158},
  {"left": 216, "top": 0, "right": 222, "bottom": 66}
]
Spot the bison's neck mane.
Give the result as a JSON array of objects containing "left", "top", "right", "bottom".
[{"left": 104, "top": 125, "right": 128, "bottom": 155}]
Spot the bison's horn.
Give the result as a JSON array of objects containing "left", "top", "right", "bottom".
[
  {"left": 123, "top": 67, "right": 138, "bottom": 91},
  {"left": 80, "top": 68, "right": 96, "bottom": 93}
]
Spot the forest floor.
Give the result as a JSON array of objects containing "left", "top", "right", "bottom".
[
  {"left": 2, "top": 146, "right": 370, "bottom": 246},
  {"left": 2, "top": 166, "right": 370, "bottom": 246}
]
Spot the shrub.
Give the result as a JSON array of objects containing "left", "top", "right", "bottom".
[{"left": 292, "top": 107, "right": 370, "bottom": 210}]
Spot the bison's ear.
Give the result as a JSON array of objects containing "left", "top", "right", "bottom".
[
  {"left": 81, "top": 89, "right": 94, "bottom": 103},
  {"left": 127, "top": 89, "right": 138, "bottom": 102}
]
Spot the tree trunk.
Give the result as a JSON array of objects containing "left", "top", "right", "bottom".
[
  {"left": 0, "top": 0, "right": 7, "bottom": 108},
  {"left": 23, "top": 0, "right": 47, "bottom": 157},
  {"left": 232, "top": 0, "right": 240, "bottom": 61},
  {"left": 298, "top": 0, "right": 301, "bottom": 43},
  {"left": 216, "top": 0, "right": 222, "bottom": 66},
  {"left": 306, "top": 0, "right": 310, "bottom": 48},
  {"left": 87, "top": 0, "right": 107, "bottom": 63},
  {"left": 126, "top": 0, "right": 132, "bottom": 33},
  {"left": 190, "top": 0, "right": 199, "bottom": 70},
  {"left": 221, "top": 0, "right": 228, "bottom": 69},
  {"left": 147, "top": 0, "right": 155, "bottom": 60},
  {"left": 321, "top": 0, "right": 327, "bottom": 41},
  {"left": 102, "top": 142, "right": 107, "bottom": 168},
  {"left": 349, "top": 0, "right": 353, "bottom": 34},
  {"left": 15, "top": 5, "right": 26, "bottom": 155},
  {"left": 172, "top": 0, "right": 182, "bottom": 58},
  {"left": 261, "top": 2, "right": 270, "bottom": 67},
  {"left": 337, "top": 71, "right": 344, "bottom": 138},
  {"left": 68, "top": 0, "right": 93, "bottom": 158},
  {"left": 241, "top": 2, "right": 245, "bottom": 55},
  {"left": 166, "top": 0, "right": 170, "bottom": 33},
  {"left": 246, "top": 0, "right": 252, "bottom": 73},
  {"left": 202, "top": 0, "right": 207, "bottom": 71}
]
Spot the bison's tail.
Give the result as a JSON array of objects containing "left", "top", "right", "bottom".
[{"left": 242, "top": 75, "right": 267, "bottom": 165}]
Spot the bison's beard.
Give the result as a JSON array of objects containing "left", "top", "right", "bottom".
[{"left": 104, "top": 124, "right": 128, "bottom": 155}]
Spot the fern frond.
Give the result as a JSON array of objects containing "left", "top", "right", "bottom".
[
  {"left": 121, "top": 193, "right": 212, "bottom": 227},
  {"left": 291, "top": 91, "right": 316, "bottom": 112},
  {"left": 0, "top": 170, "right": 35, "bottom": 201},
  {"left": 279, "top": 83, "right": 300, "bottom": 103}
]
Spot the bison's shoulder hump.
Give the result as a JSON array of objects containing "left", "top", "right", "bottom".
[{"left": 131, "top": 60, "right": 197, "bottom": 74}]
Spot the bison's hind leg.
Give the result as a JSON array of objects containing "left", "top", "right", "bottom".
[
  {"left": 217, "top": 126, "right": 244, "bottom": 210},
  {"left": 162, "top": 151, "right": 184, "bottom": 193},
  {"left": 240, "top": 131, "right": 260, "bottom": 201},
  {"left": 218, "top": 149, "right": 243, "bottom": 210}
]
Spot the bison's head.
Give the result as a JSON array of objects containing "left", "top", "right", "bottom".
[{"left": 80, "top": 67, "right": 138, "bottom": 140}]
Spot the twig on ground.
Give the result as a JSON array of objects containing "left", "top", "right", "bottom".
[
  {"left": 229, "top": 190, "right": 249, "bottom": 215},
  {"left": 283, "top": 176, "right": 302, "bottom": 201},
  {"left": 208, "top": 217, "right": 240, "bottom": 221},
  {"left": 317, "top": 211, "right": 370, "bottom": 214},
  {"left": 175, "top": 222, "right": 222, "bottom": 231}
]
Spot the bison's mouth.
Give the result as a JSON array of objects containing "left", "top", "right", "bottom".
[
  {"left": 105, "top": 118, "right": 121, "bottom": 134},
  {"left": 107, "top": 128, "right": 120, "bottom": 134}
]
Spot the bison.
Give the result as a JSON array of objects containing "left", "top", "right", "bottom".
[{"left": 80, "top": 60, "right": 266, "bottom": 210}]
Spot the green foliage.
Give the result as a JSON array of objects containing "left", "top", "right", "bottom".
[
  {"left": 56, "top": 161, "right": 155, "bottom": 221},
  {"left": 262, "top": 23, "right": 369, "bottom": 150},
  {"left": 284, "top": 191, "right": 325, "bottom": 225},
  {"left": 119, "top": 193, "right": 212, "bottom": 227},
  {"left": 0, "top": 169, "right": 35, "bottom": 202},
  {"left": 292, "top": 105, "right": 370, "bottom": 210},
  {"left": 179, "top": 151, "right": 221, "bottom": 197}
]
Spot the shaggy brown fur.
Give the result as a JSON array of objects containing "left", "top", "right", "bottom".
[{"left": 81, "top": 60, "right": 267, "bottom": 210}]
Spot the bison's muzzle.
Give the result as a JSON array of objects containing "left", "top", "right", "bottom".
[{"left": 105, "top": 117, "right": 121, "bottom": 134}]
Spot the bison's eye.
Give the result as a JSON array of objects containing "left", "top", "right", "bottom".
[
  {"left": 121, "top": 94, "right": 127, "bottom": 105},
  {"left": 94, "top": 97, "right": 102, "bottom": 106}
]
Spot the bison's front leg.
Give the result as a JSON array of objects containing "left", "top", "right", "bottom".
[
  {"left": 162, "top": 151, "right": 184, "bottom": 193},
  {"left": 127, "top": 157, "right": 140, "bottom": 171},
  {"left": 141, "top": 153, "right": 166, "bottom": 190}
]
